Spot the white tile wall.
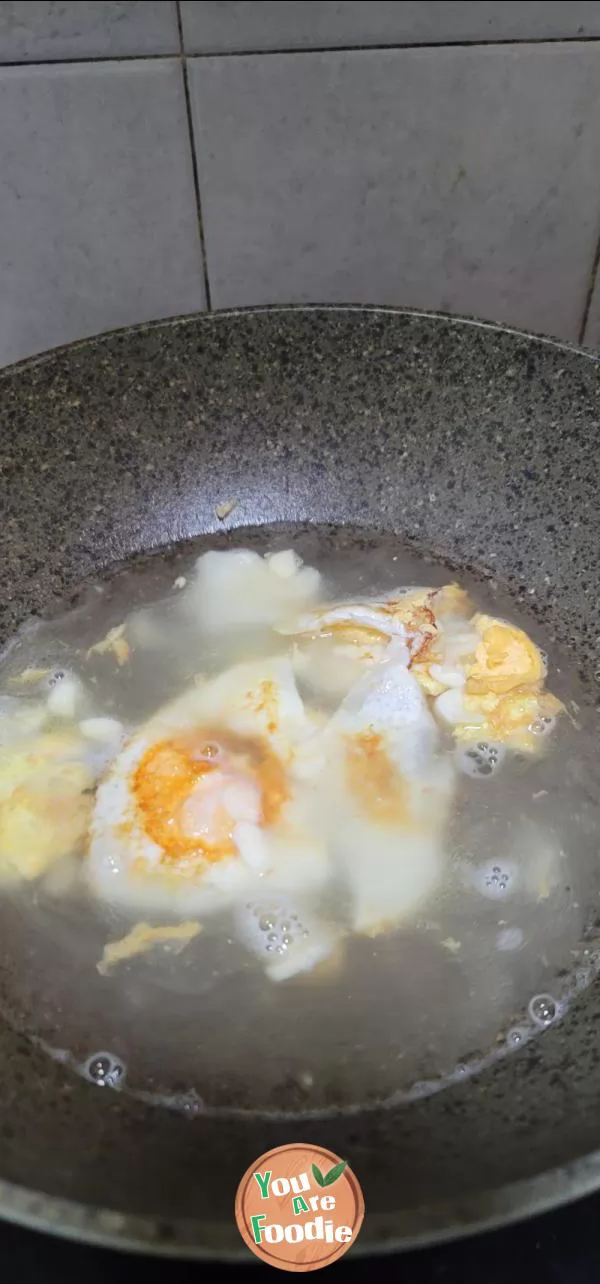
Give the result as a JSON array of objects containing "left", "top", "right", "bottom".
[
  {"left": 181, "top": 1, "right": 600, "bottom": 53},
  {"left": 0, "top": 1, "right": 178, "bottom": 61},
  {"left": 0, "top": 1, "right": 599, "bottom": 363},
  {"left": 0, "top": 60, "right": 205, "bottom": 366},
  {"left": 189, "top": 44, "right": 600, "bottom": 341}
]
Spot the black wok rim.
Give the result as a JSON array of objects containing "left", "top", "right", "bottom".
[{"left": 3, "top": 1147, "right": 600, "bottom": 1258}]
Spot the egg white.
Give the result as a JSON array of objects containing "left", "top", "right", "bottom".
[
  {"left": 181, "top": 548, "right": 322, "bottom": 634},
  {"left": 87, "top": 656, "right": 329, "bottom": 915},
  {"left": 281, "top": 585, "right": 463, "bottom": 703},
  {"left": 320, "top": 645, "right": 454, "bottom": 935}
]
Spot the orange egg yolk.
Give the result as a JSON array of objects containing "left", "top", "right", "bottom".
[
  {"left": 132, "top": 730, "right": 288, "bottom": 865},
  {"left": 466, "top": 619, "right": 544, "bottom": 695},
  {"left": 345, "top": 731, "right": 409, "bottom": 825}
]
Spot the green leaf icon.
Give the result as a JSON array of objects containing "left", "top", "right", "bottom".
[
  {"left": 312, "top": 1163, "right": 325, "bottom": 1188},
  {"left": 323, "top": 1160, "right": 347, "bottom": 1186}
]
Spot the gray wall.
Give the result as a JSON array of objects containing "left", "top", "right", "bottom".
[{"left": 0, "top": 0, "right": 599, "bottom": 367}]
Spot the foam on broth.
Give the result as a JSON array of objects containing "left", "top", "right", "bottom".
[{"left": 0, "top": 526, "right": 598, "bottom": 1118}]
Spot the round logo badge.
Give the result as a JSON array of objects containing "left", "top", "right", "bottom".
[{"left": 235, "top": 1143, "right": 364, "bottom": 1271}]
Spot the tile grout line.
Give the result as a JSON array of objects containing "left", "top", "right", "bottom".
[
  {"left": 578, "top": 227, "right": 600, "bottom": 346},
  {"left": 0, "top": 52, "right": 172, "bottom": 67},
  {"left": 0, "top": 35, "right": 599, "bottom": 67},
  {"left": 185, "top": 35, "right": 600, "bottom": 57},
  {"left": 176, "top": 0, "right": 212, "bottom": 310}
]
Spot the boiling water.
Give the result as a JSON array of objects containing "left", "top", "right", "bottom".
[{"left": 0, "top": 526, "right": 599, "bottom": 1118}]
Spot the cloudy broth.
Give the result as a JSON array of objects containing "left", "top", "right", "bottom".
[{"left": 0, "top": 526, "right": 598, "bottom": 1117}]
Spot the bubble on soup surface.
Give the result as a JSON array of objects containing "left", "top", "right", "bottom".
[
  {"left": 81, "top": 1051, "right": 126, "bottom": 1089},
  {"left": 528, "top": 994, "right": 559, "bottom": 1027},
  {"left": 238, "top": 899, "right": 308, "bottom": 955},
  {"left": 455, "top": 741, "right": 505, "bottom": 779},
  {"left": 507, "top": 1026, "right": 531, "bottom": 1047},
  {"left": 466, "top": 860, "right": 517, "bottom": 900},
  {"left": 528, "top": 714, "right": 556, "bottom": 738},
  {"left": 235, "top": 898, "right": 340, "bottom": 982},
  {"left": 46, "top": 669, "right": 67, "bottom": 688}
]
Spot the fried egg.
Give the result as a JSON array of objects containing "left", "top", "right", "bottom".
[
  {"left": 320, "top": 643, "right": 454, "bottom": 936},
  {"left": 87, "top": 657, "right": 329, "bottom": 915},
  {"left": 283, "top": 584, "right": 469, "bottom": 702},
  {"left": 181, "top": 548, "right": 322, "bottom": 633},
  {"left": 429, "top": 614, "right": 562, "bottom": 752},
  {"left": 0, "top": 729, "right": 95, "bottom": 883}
]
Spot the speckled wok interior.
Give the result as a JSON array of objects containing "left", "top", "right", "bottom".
[{"left": 0, "top": 307, "right": 600, "bottom": 1257}]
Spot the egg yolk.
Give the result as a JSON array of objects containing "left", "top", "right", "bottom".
[
  {"left": 132, "top": 729, "right": 288, "bottom": 865},
  {"left": 345, "top": 731, "right": 409, "bottom": 825},
  {"left": 459, "top": 687, "right": 563, "bottom": 747},
  {"left": 466, "top": 616, "right": 544, "bottom": 695},
  {"left": 0, "top": 733, "right": 94, "bottom": 880},
  {"left": 326, "top": 621, "right": 390, "bottom": 645}
]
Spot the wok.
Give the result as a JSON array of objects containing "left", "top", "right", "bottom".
[{"left": 0, "top": 305, "right": 599, "bottom": 1258}]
